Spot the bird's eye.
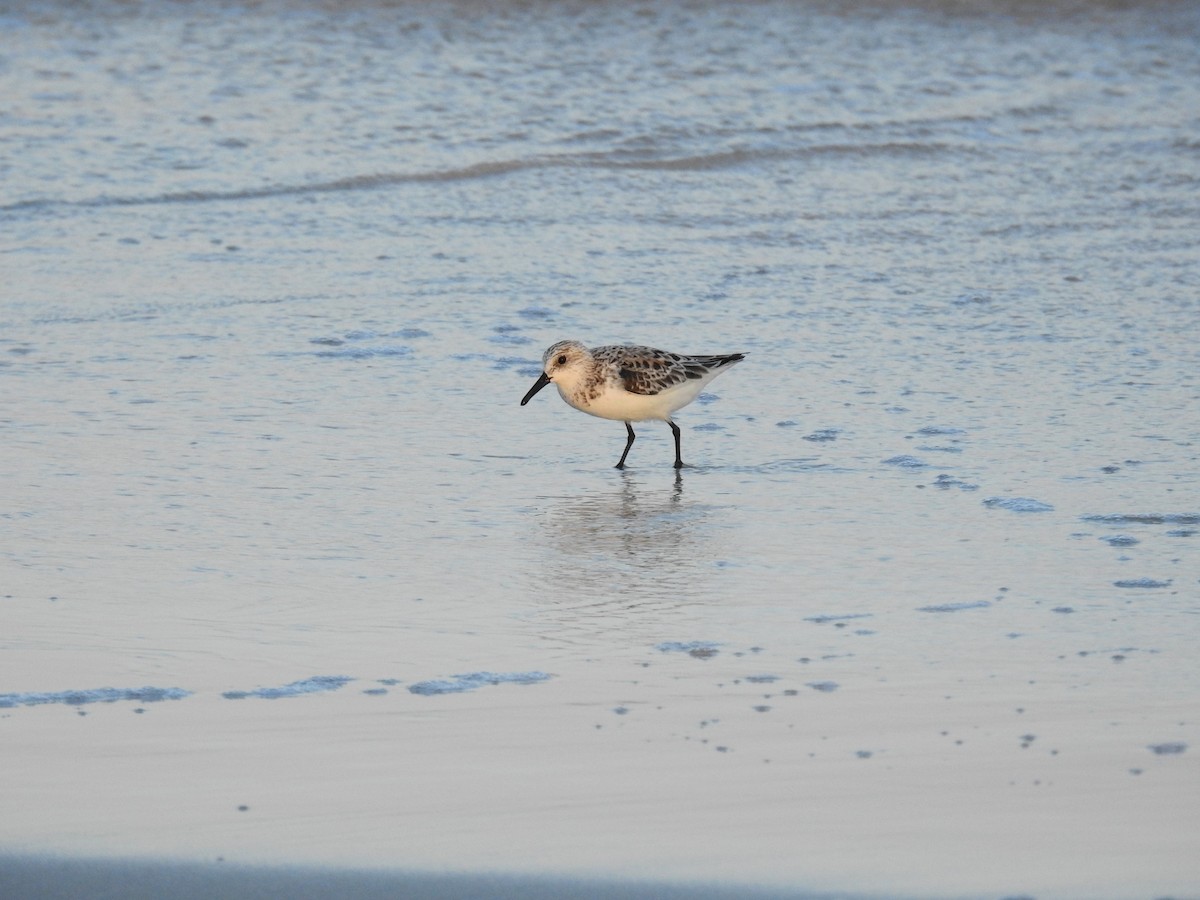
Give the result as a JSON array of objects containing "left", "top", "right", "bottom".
[{"left": 557, "top": 355, "right": 567, "bottom": 365}]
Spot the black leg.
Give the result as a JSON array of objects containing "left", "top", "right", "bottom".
[
  {"left": 670, "top": 420, "right": 683, "bottom": 469},
  {"left": 615, "top": 421, "right": 636, "bottom": 469}
]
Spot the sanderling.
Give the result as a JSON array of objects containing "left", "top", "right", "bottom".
[{"left": 520, "top": 340, "right": 746, "bottom": 469}]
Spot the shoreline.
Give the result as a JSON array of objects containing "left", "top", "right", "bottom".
[{"left": 0, "top": 854, "right": 870, "bottom": 900}]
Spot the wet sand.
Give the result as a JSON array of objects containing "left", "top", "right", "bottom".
[
  {"left": 2, "top": 0, "right": 1198, "bottom": 896},
  {"left": 0, "top": 856, "right": 857, "bottom": 900}
]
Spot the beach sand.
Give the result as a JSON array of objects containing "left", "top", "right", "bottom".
[{"left": 0, "top": 855, "right": 850, "bottom": 900}]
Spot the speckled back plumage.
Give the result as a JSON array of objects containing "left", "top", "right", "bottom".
[{"left": 594, "top": 345, "right": 746, "bottom": 396}]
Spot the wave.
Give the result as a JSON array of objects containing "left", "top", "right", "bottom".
[
  {"left": 1, "top": 140, "right": 966, "bottom": 215},
  {"left": 0, "top": 159, "right": 543, "bottom": 214}
]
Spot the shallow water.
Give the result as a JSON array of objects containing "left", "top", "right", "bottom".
[{"left": 2, "top": 0, "right": 1199, "bottom": 896}]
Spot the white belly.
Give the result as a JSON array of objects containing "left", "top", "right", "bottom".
[{"left": 560, "top": 378, "right": 706, "bottom": 422}]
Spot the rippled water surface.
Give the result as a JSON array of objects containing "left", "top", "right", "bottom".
[{"left": 2, "top": 1, "right": 1199, "bottom": 896}]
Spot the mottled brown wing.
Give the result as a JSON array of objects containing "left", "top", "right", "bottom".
[
  {"left": 610, "top": 346, "right": 691, "bottom": 396},
  {"left": 602, "top": 345, "right": 745, "bottom": 396}
]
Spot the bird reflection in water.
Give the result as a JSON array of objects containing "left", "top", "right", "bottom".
[{"left": 529, "top": 470, "right": 725, "bottom": 625}]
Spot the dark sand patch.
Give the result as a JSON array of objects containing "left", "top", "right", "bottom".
[{"left": 0, "top": 855, "right": 866, "bottom": 900}]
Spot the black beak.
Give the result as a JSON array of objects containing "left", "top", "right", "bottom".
[{"left": 520, "top": 371, "right": 552, "bottom": 406}]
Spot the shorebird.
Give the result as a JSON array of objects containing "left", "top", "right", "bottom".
[{"left": 520, "top": 340, "right": 745, "bottom": 469}]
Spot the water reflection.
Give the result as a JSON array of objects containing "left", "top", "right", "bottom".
[{"left": 528, "top": 470, "right": 726, "bottom": 625}]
